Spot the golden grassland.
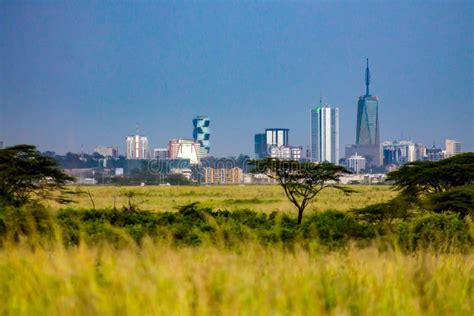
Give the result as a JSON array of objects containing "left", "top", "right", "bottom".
[
  {"left": 5, "top": 185, "right": 473, "bottom": 315},
  {"left": 49, "top": 184, "right": 398, "bottom": 213},
  {"left": 1, "top": 241, "right": 472, "bottom": 316}
]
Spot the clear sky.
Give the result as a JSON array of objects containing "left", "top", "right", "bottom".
[{"left": 1, "top": 1, "right": 473, "bottom": 156}]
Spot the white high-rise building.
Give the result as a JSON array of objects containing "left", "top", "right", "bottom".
[
  {"left": 445, "top": 139, "right": 461, "bottom": 158},
  {"left": 126, "top": 135, "right": 149, "bottom": 160},
  {"left": 265, "top": 128, "right": 289, "bottom": 148},
  {"left": 311, "top": 103, "right": 339, "bottom": 164},
  {"left": 347, "top": 154, "right": 366, "bottom": 173}
]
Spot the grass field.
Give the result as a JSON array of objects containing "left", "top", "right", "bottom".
[
  {"left": 4, "top": 185, "right": 473, "bottom": 315},
  {"left": 1, "top": 242, "right": 472, "bottom": 315},
  {"left": 50, "top": 184, "right": 398, "bottom": 213}
]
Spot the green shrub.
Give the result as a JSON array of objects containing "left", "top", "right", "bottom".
[
  {"left": 412, "top": 213, "right": 471, "bottom": 251},
  {"left": 3, "top": 202, "right": 472, "bottom": 252},
  {"left": 302, "top": 210, "right": 374, "bottom": 248},
  {"left": 396, "top": 213, "right": 472, "bottom": 251},
  {"left": 0, "top": 203, "right": 54, "bottom": 243}
]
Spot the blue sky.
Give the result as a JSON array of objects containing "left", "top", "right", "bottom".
[{"left": 1, "top": 1, "right": 473, "bottom": 156}]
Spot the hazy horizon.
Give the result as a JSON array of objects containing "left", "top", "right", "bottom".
[{"left": 1, "top": 1, "right": 473, "bottom": 156}]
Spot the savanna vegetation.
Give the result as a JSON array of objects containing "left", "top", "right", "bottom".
[{"left": 0, "top": 145, "right": 473, "bottom": 315}]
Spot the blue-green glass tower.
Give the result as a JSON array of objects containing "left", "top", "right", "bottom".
[
  {"left": 193, "top": 116, "right": 211, "bottom": 157},
  {"left": 356, "top": 59, "right": 380, "bottom": 145}
]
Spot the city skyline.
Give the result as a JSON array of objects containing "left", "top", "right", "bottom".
[{"left": 1, "top": 1, "right": 473, "bottom": 156}]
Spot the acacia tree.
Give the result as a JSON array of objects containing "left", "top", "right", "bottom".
[
  {"left": 386, "top": 153, "right": 474, "bottom": 205},
  {"left": 386, "top": 153, "right": 474, "bottom": 219},
  {"left": 428, "top": 184, "right": 474, "bottom": 219},
  {"left": 0, "top": 145, "right": 75, "bottom": 207},
  {"left": 386, "top": 153, "right": 474, "bottom": 197},
  {"left": 250, "top": 158, "right": 353, "bottom": 224}
]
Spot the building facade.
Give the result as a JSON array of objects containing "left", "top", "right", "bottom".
[
  {"left": 382, "top": 140, "right": 425, "bottom": 165},
  {"left": 426, "top": 145, "right": 444, "bottom": 161},
  {"left": 254, "top": 133, "right": 267, "bottom": 159},
  {"left": 269, "top": 145, "right": 303, "bottom": 161},
  {"left": 153, "top": 148, "right": 169, "bottom": 159},
  {"left": 125, "top": 135, "right": 149, "bottom": 160},
  {"left": 94, "top": 146, "right": 118, "bottom": 158},
  {"left": 168, "top": 139, "right": 201, "bottom": 164},
  {"left": 445, "top": 139, "right": 461, "bottom": 158},
  {"left": 203, "top": 167, "right": 243, "bottom": 184},
  {"left": 192, "top": 116, "right": 211, "bottom": 157},
  {"left": 311, "top": 104, "right": 339, "bottom": 164},
  {"left": 347, "top": 154, "right": 366, "bottom": 173},
  {"left": 265, "top": 128, "right": 289, "bottom": 148},
  {"left": 346, "top": 144, "right": 382, "bottom": 167}
]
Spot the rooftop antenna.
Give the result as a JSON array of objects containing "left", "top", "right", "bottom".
[
  {"left": 320, "top": 92, "right": 323, "bottom": 107},
  {"left": 135, "top": 122, "right": 139, "bottom": 135},
  {"left": 365, "top": 58, "right": 370, "bottom": 96}
]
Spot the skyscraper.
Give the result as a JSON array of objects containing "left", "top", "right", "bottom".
[
  {"left": 346, "top": 59, "right": 382, "bottom": 166},
  {"left": 126, "top": 135, "right": 149, "bottom": 160},
  {"left": 356, "top": 59, "right": 380, "bottom": 145},
  {"left": 311, "top": 102, "right": 339, "bottom": 164},
  {"left": 192, "top": 116, "right": 211, "bottom": 157},
  {"left": 254, "top": 133, "right": 267, "bottom": 159}
]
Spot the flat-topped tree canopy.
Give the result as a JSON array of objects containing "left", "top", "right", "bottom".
[
  {"left": 249, "top": 158, "right": 353, "bottom": 224},
  {"left": 0, "top": 144, "right": 75, "bottom": 207}
]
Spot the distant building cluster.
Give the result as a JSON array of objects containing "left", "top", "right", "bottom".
[
  {"left": 254, "top": 128, "right": 303, "bottom": 161},
  {"left": 38, "top": 59, "right": 465, "bottom": 186}
]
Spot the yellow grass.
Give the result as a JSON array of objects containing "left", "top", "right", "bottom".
[
  {"left": 0, "top": 241, "right": 472, "bottom": 315},
  {"left": 6, "top": 185, "right": 472, "bottom": 315},
  {"left": 49, "top": 184, "right": 397, "bottom": 213}
]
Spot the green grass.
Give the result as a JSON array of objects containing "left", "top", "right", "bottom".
[{"left": 50, "top": 184, "right": 398, "bottom": 214}]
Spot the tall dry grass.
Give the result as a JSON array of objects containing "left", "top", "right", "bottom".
[{"left": 0, "top": 240, "right": 472, "bottom": 315}]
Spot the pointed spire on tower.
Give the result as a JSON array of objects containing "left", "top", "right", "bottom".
[
  {"left": 365, "top": 58, "right": 370, "bottom": 96},
  {"left": 320, "top": 92, "right": 323, "bottom": 107}
]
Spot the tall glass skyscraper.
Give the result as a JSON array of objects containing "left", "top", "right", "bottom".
[
  {"left": 254, "top": 133, "right": 267, "bottom": 159},
  {"left": 192, "top": 116, "right": 210, "bottom": 157},
  {"left": 346, "top": 59, "right": 382, "bottom": 167},
  {"left": 356, "top": 59, "right": 380, "bottom": 145},
  {"left": 311, "top": 103, "right": 339, "bottom": 164}
]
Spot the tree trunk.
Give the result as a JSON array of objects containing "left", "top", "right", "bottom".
[{"left": 297, "top": 207, "right": 304, "bottom": 225}]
